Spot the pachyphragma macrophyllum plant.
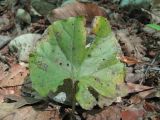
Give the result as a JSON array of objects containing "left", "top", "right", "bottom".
[{"left": 29, "top": 16, "right": 126, "bottom": 110}]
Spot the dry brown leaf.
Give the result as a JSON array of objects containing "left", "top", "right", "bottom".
[
  {"left": 0, "top": 103, "right": 61, "bottom": 120},
  {"left": 129, "top": 95, "right": 143, "bottom": 104},
  {"left": 0, "top": 88, "right": 18, "bottom": 103},
  {"left": 48, "top": 2, "right": 106, "bottom": 23},
  {"left": 137, "top": 89, "right": 157, "bottom": 98},
  {"left": 117, "top": 55, "right": 141, "bottom": 65},
  {"left": 0, "top": 103, "right": 16, "bottom": 118},
  {"left": 129, "top": 89, "right": 156, "bottom": 104},
  {"left": 14, "top": 97, "right": 42, "bottom": 108},
  {"left": 85, "top": 106, "right": 121, "bottom": 120},
  {"left": 0, "top": 64, "right": 28, "bottom": 87},
  {"left": 116, "top": 29, "right": 146, "bottom": 59},
  {"left": 125, "top": 72, "right": 145, "bottom": 83},
  {"left": 143, "top": 101, "right": 160, "bottom": 112},
  {"left": 121, "top": 108, "right": 145, "bottom": 120},
  {"left": 127, "top": 83, "right": 153, "bottom": 93}
]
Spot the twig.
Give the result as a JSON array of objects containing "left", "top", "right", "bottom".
[
  {"left": 0, "top": 81, "right": 32, "bottom": 89},
  {"left": 140, "top": 53, "right": 160, "bottom": 85}
]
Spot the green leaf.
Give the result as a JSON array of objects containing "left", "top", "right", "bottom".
[
  {"left": 29, "top": 16, "right": 125, "bottom": 110},
  {"left": 147, "top": 24, "right": 160, "bottom": 31}
]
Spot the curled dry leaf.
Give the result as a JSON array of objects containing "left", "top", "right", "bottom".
[
  {"left": 48, "top": 1, "right": 106, "bottom": 23},
  {"left": 117, "top": 55, "right": 141, "bottom": 65}
]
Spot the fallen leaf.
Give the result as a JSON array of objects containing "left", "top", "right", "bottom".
[
  {"left": 143, "top": 101, "right": 160, "bottom": 112},
  {"left": 125, "top": 72, "right": 145, "bottom": 83},
  {"left": 0, "top": 64, "right": 27, "bottom": 103},
  {"left": 137, "top": 89, "right": 157, "bottom": 98},
  {"left": 15, "top": 97, "right": 42, "bottom": 108},
  {"left": 127, "top": 83, "right": 153, "bottom": 93},
  {"left": 129, "top": 95, "right": 143, "bottom": 104},
  {"left": 0, "top": 103, "right": 61, "bottom": 120},
  {"left": 117, "top": 55, "right": 141, "bottom": 65},
  {"left": 0, "top": 64, "right": 28, "bottom": 87},
  {"left": 116, "top": 29, "right": 146, "bottom": 59},
  {"left": 129, "top": 89, "right": 156, "bottom": 104},
  {"left": 121, "top": 108, "right": 145, "bottom": 120},
  {"left": 0, "top": 87, "right": 19, "bottom": 103},
  {"left": 4, "top": 94, "right": 22, "bottom": 102},
  {"left": 0, "top": 103, "right": 16, "bottom": 118},
  {"left": 85, "top": 106, "right": 121, "bottom": 120},
  {"left": 48, "top": 1, "right": 106, "bottom": 23}
]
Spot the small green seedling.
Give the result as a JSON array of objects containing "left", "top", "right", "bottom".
[{"left": 147, "top": 23, "right": 160, "bottom": 31}]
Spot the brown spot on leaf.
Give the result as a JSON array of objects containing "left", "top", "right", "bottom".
[{"left": 88, "top": 54, "right": 91, "bottom": 57}]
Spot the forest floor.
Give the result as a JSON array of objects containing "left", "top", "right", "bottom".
[{"left": 0, "top": 0, "right": 160, "bottom": 120}]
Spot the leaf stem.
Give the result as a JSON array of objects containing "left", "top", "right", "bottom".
[{"left": 70, "top": 80, "right": 77, "bottom": 120}]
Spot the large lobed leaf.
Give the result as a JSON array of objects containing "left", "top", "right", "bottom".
[{"left": 29, "top": 16, "right": 125, "bottom": 110}]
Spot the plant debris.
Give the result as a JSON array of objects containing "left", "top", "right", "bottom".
[{"left": 0, "top": 0, "right": 159, "bottom": 119}]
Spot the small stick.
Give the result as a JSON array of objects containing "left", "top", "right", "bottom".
[{"left": 140, "top": 53, "right": 159, "bottom": 85}]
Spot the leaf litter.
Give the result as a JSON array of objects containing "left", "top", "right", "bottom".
[{"left": 0, "top": 0, "right": 160, "bottom": 120}]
